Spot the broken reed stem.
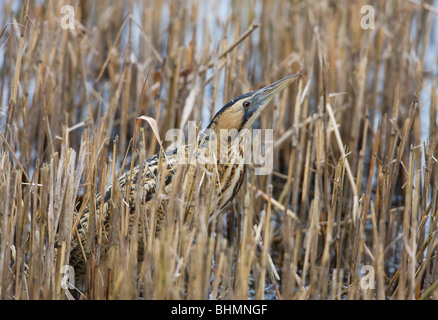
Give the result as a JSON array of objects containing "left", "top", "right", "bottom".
[
  {"left": 326, "top": 102, "right": 359, "bottom": 222},
  {"left": 200, "top": 23, "right": 260, "bottom": 74},
  {"left": 0, "top": 130, "right": 31, "bottom": 183}
]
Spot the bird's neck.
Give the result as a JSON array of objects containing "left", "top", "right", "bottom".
[{"left": 196, "top": 127, "right": 246, "bottom": 167}]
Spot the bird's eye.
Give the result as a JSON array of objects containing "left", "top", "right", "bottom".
[{"left": 243, "top": 101, "right": 250, "bottom": 108}]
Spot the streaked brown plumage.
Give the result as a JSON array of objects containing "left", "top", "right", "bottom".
[{"left": 69, "top": 74, "right": 300, "bottom": 292}]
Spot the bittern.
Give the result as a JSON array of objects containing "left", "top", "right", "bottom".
[{"left": 69, "top": 74, "right": 300, "bottom": 292}]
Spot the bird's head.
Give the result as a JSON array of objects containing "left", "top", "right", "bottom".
[{"left": 207, "top": 73, "right": 301, "bottom": 134}]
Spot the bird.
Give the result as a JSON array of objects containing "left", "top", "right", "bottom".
[{"left": 68, "top": 74, "right": 300, "bottom": 294}]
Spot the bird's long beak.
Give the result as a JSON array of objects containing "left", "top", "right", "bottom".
[
  {"left": 253, "top": 73, "right": 301, "bottom": 110},
  {"left": 243, "top": 73, "right": 301, "bottom": 127}
]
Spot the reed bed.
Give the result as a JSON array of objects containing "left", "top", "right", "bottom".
[{"left": 0, "top": 0, "right": 437, "bottom": 300}]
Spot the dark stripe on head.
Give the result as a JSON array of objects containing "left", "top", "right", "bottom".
[
  {"left": 241, "top": 104, "right": 258, "bottom": 128},
  {"left": 207, "top": 91, "right": 255, "bottom": 129}
]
